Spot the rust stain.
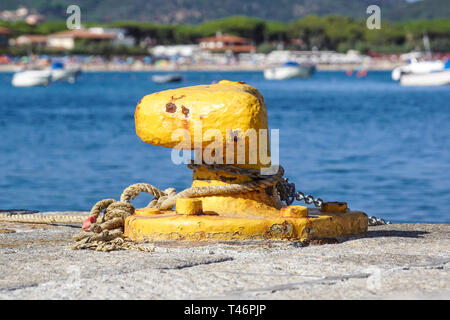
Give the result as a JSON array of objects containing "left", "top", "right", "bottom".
[
  {"left": 269, "top": 221, "right": 293, "bottom": 239},
  {"left": 321, "top": 201, "right": 348, "bottom": 213},
  {"left": 171, "top": 95, "right": 185, "bottom": 101},
  {"left": 181, "top": 105, "right": 190, "bottom": 117},
  {"left": 218, "top": 175, "right": 237, "bottom": 183},
  {"left": 165, "top": 102, "right": 177, "bottom": 113}
]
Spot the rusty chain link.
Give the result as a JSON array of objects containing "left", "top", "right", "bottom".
[{"left": 277, "top": 177, "right": 324, "bottom": 208}]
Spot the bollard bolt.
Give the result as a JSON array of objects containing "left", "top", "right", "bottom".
[
  {"left": 176, "top": 198, "right": 203, "bottom": 216},
  {"left": 280, "top": 205, "right": 308, "bottom": 218},
  {"left": 321, "top": 202, "right": 348, "bottom": 213}
]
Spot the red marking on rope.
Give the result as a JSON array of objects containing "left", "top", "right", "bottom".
[{"left": 82, "top": 216, "right": 97, "bottom": 231}]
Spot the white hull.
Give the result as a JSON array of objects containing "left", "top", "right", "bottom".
[
  {"left": 400, "top": 70, "right": 450, "bottom": 86},
  {"left": 152, "top": 74, "right": 182, "bottom": 83},
  {"left": 392, "top": 60, "right": 444, "bottom": 81},
  {"left": 12, "top": 70, "right": 51, "bottom": 87},
  {"left": 51, "top": 68, "right": 81, "bottom": 83},
  {"left": 264, "top": 65, "right": 314, "bottom": 80}
]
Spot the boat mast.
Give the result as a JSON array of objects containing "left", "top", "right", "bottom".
[{"left": 423, "top": 33, "right": 431, "bottom": 59}]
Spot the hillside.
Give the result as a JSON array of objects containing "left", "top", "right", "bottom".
[{"left": 1, "top": 0, "right": 449, "bottom": 23}]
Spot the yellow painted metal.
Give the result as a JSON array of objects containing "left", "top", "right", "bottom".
[
  {"left": 135, "top": 208, "right": 161, "bottom": 216},
  {"left": 176, "top": 198, "right": 203, "bottom": 215},
  {"left": 125, "top": 80, "right": 369, "bottom": 242},
  {"left": 191, "top": 165, "right": 282, "bottom": 217},
  {"left": 125, "top": 208, "right": 368, "bottom": 241},
  {"left": 135, "top": 80, "right": 269, "bottom": 169},
  {"left": 280, "top": 205, "right": 308, "bottom": 218},
  {"left": 135, "top": 80, "right": 278, "bottom": 217},
  {"left": 321, "top": 201, "right": 348, "bottom": 213}
]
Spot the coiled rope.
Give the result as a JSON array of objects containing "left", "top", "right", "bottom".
[{"left": 0, "top": 164, "right": 285, "bottom": 252}]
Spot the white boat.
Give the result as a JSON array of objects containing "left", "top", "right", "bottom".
[
  {"left": 392, "top": 35, "right": 445, "bottom": 81},
  {"left": 152, "top": 74, "right": 183, "bottom": 83},
  {"left": 264, "top": 62, "right": 315, "bottom": 80},
  {"left": 392, "top": 59, "right": 444, "bottom": 81},
  {"left": 51, "top": 68, "right": 81, "bottom": 83},
  {"left": 50, "top": 62, "right": 81, "bottom": 83},
  {"left": 12, "top": 70, "right": 51, "bottom": 87},
  {"left": 400, "top": 69, "right": 450, "bottom": 86}
]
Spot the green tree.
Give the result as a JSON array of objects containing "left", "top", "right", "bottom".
[{"left": 197, "top": 15, "right": 266, "bottom": 43}]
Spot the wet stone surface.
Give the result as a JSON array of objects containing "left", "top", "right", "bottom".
[{"left": 0, "top": 212, "right": 449, "bottom": 300}]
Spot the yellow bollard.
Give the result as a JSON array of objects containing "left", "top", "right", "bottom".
[{"left": 124, "top": 80, "right": 368, "bottom": 242}]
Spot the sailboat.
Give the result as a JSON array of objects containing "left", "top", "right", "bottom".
[
  {"left": 392, "top": 58, "right": 444, "bottom": 81},
  {"left": 392, "top": 34, "right": 447, "bottom": 85},
  {"left": 400, "top": 59, "right": 450, "bottom": 86}
]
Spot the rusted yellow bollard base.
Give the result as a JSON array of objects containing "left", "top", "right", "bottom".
[{"left": 124, "top": 208, "right": 368, "bottom": 242}]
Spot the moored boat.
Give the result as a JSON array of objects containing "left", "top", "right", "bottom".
[
  {"left": 392, "top": 59, "right": 444, "bottom": 81},
  {"left": 400, "top": 69, "right": 450, "bottom": 86},
  {"left": 399, "top": 59, "right": 450, "bottom": 86},
  {"left": 152, "top": 74, "right": 183, "bottom": 83},
  {"left": 50, "top": 61, "right": 81, "bottom": 83},
  {"left": 392, "top": 36, "right": 445, "bottom": 81},
  {"left": 12, "top": 69, "right": 51, "bottom": 87},
  {"left": 264, "top": 61, "right": 315, "bottom": 80}
]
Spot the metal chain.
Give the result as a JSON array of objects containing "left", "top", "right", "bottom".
[
  {"left": 280, "top": 176, "right": 393, "bottom": 226},
  {"left": 277, "top": 177, "right": 323, "bottom": 208},
  {"left": 189, "top": 163, "right": 390, "bottom": 226}
]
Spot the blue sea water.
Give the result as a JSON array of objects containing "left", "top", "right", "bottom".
[{"left": 0, "top": 71, "right": 449, "bottom": 223}]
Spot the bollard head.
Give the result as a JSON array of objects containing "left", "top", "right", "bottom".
[{"left": 135, "top": 80, "right": 269, "bottom": 168}]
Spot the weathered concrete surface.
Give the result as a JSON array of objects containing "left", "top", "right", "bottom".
[{"left": 0, "top": 211, "right": 449, "bottom": 300}]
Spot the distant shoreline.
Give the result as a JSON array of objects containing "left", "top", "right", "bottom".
[{"left": 0, "top": 63, "right": 399, "bottom": 73}]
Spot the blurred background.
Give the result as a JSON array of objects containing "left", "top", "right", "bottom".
[{"left": 0, "top": 0, "right": 449, "bottom": 223}]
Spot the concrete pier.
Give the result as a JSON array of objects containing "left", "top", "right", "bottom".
[{"left": 0, "top": 211, "right": 449, "bottom": 299}]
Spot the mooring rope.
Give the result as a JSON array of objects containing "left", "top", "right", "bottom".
[
  {"left": 0, "top": 213, "right": 86, "bottom": 224},
  {"left": 0, "top": 164, "right": 285, "bottom": 252}
]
